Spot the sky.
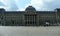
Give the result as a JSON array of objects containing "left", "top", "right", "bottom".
[{"left": 0, "top": 0, "right": 60, "bottom": 11}]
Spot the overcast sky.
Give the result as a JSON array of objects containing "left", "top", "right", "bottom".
[{"left": 0, "top": 0, "right": 60, "bottom": 11}]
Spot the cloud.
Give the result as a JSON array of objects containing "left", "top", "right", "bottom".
[
  {"left": 0, "top": 0, "right": 18, "bottom": 11},
  {"left": 29, "top": 0, "right": 54, "bottom": 11},
  {"left": 0, "top": 0, "right": 60, "bottom": 11},
  {"left": 26, "top": 0, "right": 60, "bottom": 11},
  {"left": 0, "top": 1, "right": 5, "bottom": 9},
  {"left": 16, "top": 8, "right": 25, "bottom": 11},
  {"left": 15, "top": 0, "right": 31, "bottom": 11},
  {"left": 0, "top": 2, "right": 5, "bottom": 6}
]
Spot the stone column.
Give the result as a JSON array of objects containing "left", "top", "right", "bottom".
[
  {"left": 37, "top": 14, "right": 39, "bottom": 26},
  {"left": 22, "top": 14, "right": 25, "bottom": 25}
]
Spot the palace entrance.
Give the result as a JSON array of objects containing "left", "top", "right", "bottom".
[{"left": 24, "top": 14, "right": 37, "bottom": 26}]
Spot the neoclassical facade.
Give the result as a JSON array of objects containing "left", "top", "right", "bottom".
[{"left": 0, "top": 6, "right": 60, "bottom": 26}]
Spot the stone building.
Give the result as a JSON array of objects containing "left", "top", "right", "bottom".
[{"left": 0, "top": 6, "right": 60, "bottom": 26}]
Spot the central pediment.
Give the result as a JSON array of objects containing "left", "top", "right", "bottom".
[
  {"left": 25, "top": 6, "right": 36, "bottom": 12},
  {"left": 25, "top": 6, "right": 36, "bottom": 14}
]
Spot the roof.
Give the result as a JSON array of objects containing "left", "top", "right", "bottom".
[
  {"left": 4, "top": 11, "right": 25, "bottom": 14},
  {"left": 0, "top": 8, "right": 56, "bottom": 14},
  {"left": 25, "top": 6, "right": 36, "bottom": 11},
  {"left": 36, "top": 11, "right": 56, "bottom": 14}
]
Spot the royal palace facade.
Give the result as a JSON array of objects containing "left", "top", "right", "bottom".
[{"left": 0, "top": 6, "right": 60, "bottom": 26}]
